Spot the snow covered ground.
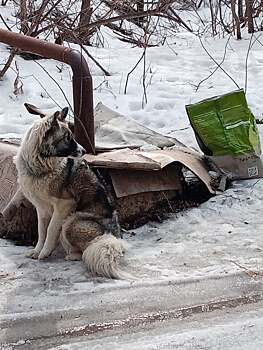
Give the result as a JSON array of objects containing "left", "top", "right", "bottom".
[
  {"left": 1, "top": 2, "right": 263, "bottom": 348},
  {"left": 45, "top": 301, "right": 263, "bottom": 350}
]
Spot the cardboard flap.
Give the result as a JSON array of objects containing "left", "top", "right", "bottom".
[{"left": 84, "top": 147, "right": 216, "bottom": 194}]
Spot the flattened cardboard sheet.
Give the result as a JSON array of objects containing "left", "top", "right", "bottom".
[
  {"left": 83, "top": 149, "right": 161, "bottom": 171},
  {"left": 110, "top": 164, "right": 183, "bottom": 198},
  {"left": 84, "top": 147, "right": 215, "bottom": 195}
]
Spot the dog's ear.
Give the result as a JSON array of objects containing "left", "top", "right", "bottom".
[
  {"left": 24, "top": 103, "right": 45, "bottom": 118},
  {"left": 60, "top": 107, "right": 69, "bottom": 121},
  {"left": 51, "top": 107, "right": 68, "bottom": 122},
  {"left": 50, "top": 111, "right": 60, "bottom": 127}
]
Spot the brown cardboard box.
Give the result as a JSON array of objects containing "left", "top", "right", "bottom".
[{"left": 208, "top": 154, "right": 263, "bottom": 180}]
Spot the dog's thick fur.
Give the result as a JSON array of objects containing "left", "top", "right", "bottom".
[
  {"left": 16, "top": 104, "right": 127, "bottom": 278},
  {"left": 61, "top": 212, "right": 127, "bottom": 278}
]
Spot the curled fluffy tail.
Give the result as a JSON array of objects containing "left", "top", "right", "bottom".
[{"left": 82, "top": 234, "right": 129, "bottom": 279}]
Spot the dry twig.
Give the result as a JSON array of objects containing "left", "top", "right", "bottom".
[
  {"left": 198, "top": 35, "right": 240, "bottom": 89},
  {"left": 0, "top": 48, "right": 18, "bottom": 80}
]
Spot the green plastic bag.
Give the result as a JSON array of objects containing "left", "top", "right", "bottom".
[{"left": 186, "top": 89, "right": 261, "bottom": 157}]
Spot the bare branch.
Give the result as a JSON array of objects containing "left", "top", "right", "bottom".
[
  {"left": 194, "top": 35, "right": 232, "bottom": 92},
  {"left": 0, "top": 49, "right": 18, "bottom": 80},
  {"left": 198, "top": 35, "right": 240, "bottom": 90}
]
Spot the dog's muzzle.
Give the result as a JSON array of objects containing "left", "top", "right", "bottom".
[
  {"left": 71, "top": 142, "right": 86, "bottom": 157},
  {"left": 76, "top": 143, "right": 86, "bottom": 156}
]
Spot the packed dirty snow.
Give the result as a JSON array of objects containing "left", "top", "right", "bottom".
[{"left": 46, "top": 304, "right": 263, "bottom": 350}]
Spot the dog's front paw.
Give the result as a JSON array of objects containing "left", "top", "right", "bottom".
[
  {"left": 38, "top": 249, "right": 52, "bottom": 260},
  {"left": 25, "top": 249, "right": 40, "bottom": 259}
]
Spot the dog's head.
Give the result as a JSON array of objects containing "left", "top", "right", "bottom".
[
  {"left": 41, "top": 109, "right": 84, "bottom": 158},
  {"left": 24, "top": 103, "right": 84, "bottom": 158}
]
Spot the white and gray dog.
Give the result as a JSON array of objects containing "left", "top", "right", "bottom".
[{"left": 15, "top": 104, "right": 128, "bottom": 278}]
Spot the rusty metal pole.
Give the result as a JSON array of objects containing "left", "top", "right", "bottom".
[{"left": 0, "top": 29, "right": 95, "bottom": 154}]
